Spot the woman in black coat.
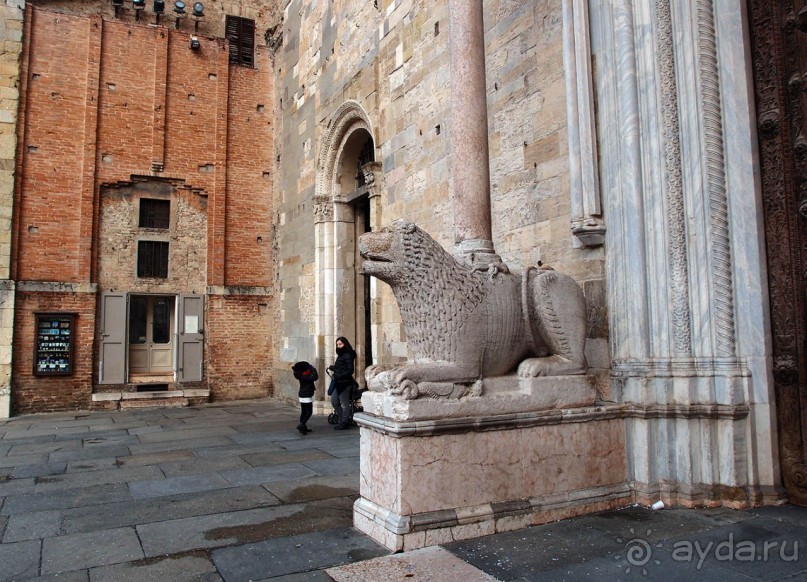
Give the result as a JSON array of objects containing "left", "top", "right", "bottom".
[{"left": 328, "top": 336, "right": 356, "bottom": 430}]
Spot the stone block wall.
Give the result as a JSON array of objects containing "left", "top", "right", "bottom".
[
  {"left": 275, "top": 0, "right": 608, "bottom": 388},
  {"left": 0, "top": 0, "right": 24, "bottom": 417},
  {"left": 97, "top": 183, "right": 208, "bottom": 293}
]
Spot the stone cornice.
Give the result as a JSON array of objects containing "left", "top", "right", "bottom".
[
  {"left": 206, "top": 285, "right": 273, "bottom": 296},
  {"left": 17, "top": 281, "right": 97, "bottom": 293},
  {"left": 355, "top": 401, "right": 750, "bottom": 437}
]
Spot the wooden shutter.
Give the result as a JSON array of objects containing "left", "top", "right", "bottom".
[
  {"left": 99, "top": 292, "right": 127, "bottom": 384},
  {"left": 225, "top": 15, "right": 255, "bottom": 67},
  {"left": 177, "top": 294, "right": 204, "bottom": 382}
]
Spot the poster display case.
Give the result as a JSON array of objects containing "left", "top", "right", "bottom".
[{"left": 34, "top": 313, "right": 76, "bottom": 376}]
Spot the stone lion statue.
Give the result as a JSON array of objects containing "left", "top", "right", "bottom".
[{"left": 359, "top": 220, "right": 588, "bottom": 399}]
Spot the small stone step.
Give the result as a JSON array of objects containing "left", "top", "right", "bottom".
[{"left": 119, "top": 397, "right": 189, "bottom": 410}]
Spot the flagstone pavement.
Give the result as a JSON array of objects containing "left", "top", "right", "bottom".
[{"left": 1, "top": 399, "right": 805, "bottom": 581}]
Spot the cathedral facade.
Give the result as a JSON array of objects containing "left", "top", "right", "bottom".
[{"left": 3, "top": 0, "right": 805, "bottom": 542}]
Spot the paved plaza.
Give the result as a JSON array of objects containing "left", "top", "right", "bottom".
[{"left": 0, "top": 399, "right": 805, "bottom": 581}]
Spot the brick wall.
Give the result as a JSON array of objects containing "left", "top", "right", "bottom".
[
  {"left": 12, "top": 5, "right": 276, "bottom": 411},
  {"left": 207, "top": 293, "right": 273, "bottom": 400},
  {"left": 223, "top": 65, "right": 274, "bottom": 287},
  {"left": 14, "top": 9, "right": 91, "bottom": 282},
  {"left": 12, "top": 290, "right": 96, "bottom": 414},
  {"left": 31, "top": 0, "right": 282, "bottom": 41}
]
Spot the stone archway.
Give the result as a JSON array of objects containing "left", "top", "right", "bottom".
[{"left": 313, "top": 101, "right": 382, "bottom": 394}]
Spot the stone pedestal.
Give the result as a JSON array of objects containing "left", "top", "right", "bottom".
[{"left": 353, "top": 377, "right": 630, "bottom": 551}]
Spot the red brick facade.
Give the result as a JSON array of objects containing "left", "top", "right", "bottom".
[
  {"left": 11, "top": 5, "right": 275, "bottom": 413},
  {"left": 207, "top": 294, "right": 274, "bottom": 401},
  {"left": 12, "top": 291, "right": 96, "bottom": 414}
]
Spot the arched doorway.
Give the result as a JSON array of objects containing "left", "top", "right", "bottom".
[{"left": 314, "top": 101, "right": 382, "bottom": 390}]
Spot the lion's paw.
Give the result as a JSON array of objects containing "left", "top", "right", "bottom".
[
  {"left": 518, "top": 356, "right": 586, "bottom": 377},
  {"left": 389, "top": 378, "right": 419, "bottom": 400}
]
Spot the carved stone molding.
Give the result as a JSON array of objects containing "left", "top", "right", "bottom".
[
  {"left": 657, "top": 0, "right": 691, "bottom": 355},
  {"left": 562, "top": 0, "right": 604, "bottom": 248},
  {"left": 315, "top": 100, "right": 374, "bottom": 202},
  {"left": 697, "top": 0, "right": 736, "bottom": 357}
]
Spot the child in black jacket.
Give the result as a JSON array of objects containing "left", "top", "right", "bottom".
[{"left": 291, "top": 361, "right": 318, "bottom": 434}]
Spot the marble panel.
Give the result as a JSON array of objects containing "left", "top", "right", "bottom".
[{"left": 355, "top": 410, "right": 629, "bottom": 550}]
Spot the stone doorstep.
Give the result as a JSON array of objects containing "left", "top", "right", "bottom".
[
  {"left": 119, "top": 397, "right": 189, "bottom": 410},
  {"left": 121, "top": 390, "right": 184, "bottom": 400},
  {"left": 92, "top": 389, "right": 210, "bottom": 402},
  {"left": 92, "top": 389, "right": 209, "bottom": 410}
]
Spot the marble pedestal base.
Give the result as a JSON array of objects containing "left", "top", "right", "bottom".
[{"left": 353, "top": 381, "right": 629, "bottom": 551}]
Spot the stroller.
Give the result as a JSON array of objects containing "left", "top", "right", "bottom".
[{"left": 326, "top": 369, "right": 366, "bottom": 426}]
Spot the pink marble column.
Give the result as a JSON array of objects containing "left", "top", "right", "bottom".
[{"left": 448, "top": 0, "right": 500, "bottom": 265}]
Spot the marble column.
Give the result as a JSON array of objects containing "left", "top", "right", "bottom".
[{"left": 447, "top": 0, "right": 500, "bottom": 266}]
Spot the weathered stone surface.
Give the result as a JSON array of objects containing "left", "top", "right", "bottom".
[
  {"left": 211, "top": 527, "right": 389, "bottom": 580},
  {"left": 360, "top": 221, "right": 588, "bottom": 400},
  {"left": 361, "top": 376, "right": 596, "bottom": 421},
  {"left": 41, "top": 528, "right": 144, "bottom": 574},
  {"left": 326, "top": 546, "right": 497, "bottom": 581},
  {"left": 0, "top": 539, "right": 41, "bottom": 579},
  {"left": 89, "top": 555, "right": 220, "bottom": 582}
]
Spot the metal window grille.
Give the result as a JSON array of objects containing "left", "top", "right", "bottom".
[
  {"left": 137, "top": 241, "right": 169, "bottom": 278},
  {"left": 139, "top": 199, "right": 170, "bottom": 229},
  {"left": 226, "top": 15, "right": 255, "bottom": 67}
]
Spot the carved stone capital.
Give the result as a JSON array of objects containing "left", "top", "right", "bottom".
[
  {"left": 313, "top": 195, "right": 333, "bottom": 223},
  {"left": 361, "top": 161, "right": 383, "bottom": 197}
]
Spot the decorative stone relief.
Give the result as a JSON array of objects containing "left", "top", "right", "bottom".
[
  {"left": 697, "top": 0, "right": 736, "bottom": 357},
  {"left": 657, "top": 0, "right": 691, "bottom": 355},
  {"left": 361, "top": 161, "right": 382, "bottom": 193},
  {"left": 359, "top": 221, "right": 588, "bottom": 400},
  {"left": 313, "top": 195, "right": 333, "bottom": 223}
]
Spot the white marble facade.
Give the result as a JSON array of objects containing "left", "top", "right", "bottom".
[{"left": 589, "top": 0, "right": 781, "bottom": 504}]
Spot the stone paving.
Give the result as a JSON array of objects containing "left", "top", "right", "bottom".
[
  {"left": 1, "top": 399, "right": 807, "bottom": 581},
  {"left": 0, "top": 399, "right": 386, "bottom": 581}
]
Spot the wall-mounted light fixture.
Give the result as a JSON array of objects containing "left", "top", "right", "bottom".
[
  {"left": 132, "top": 0, "right": 145, "bottom": 20},
  {"left": 112, "top": 0, "right": 124, "bottom": 18},
  {"left": 191, "top": 2, "right": 204, "bottom": 32},
  {"left": 190, "top": 35, "right": 201, "bottom": 50},
  {"left": 173, "top": 1, "right": 186, "bottom": 29},
  {"left": 153, "top": 0, "right": 165, "bottom": 24}
]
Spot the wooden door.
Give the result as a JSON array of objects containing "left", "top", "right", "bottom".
[
  {"left": 99, "top": 292, "right": 126, "bottom": 384},
  {"left": 177, "top": 294, "right": 204, "bottom": 382},
  {"left": 749, "top": 0, "right": 807, "bottom": 505},
  {"left": 128, "top": 295, "right": 174, "bottom": 375}
]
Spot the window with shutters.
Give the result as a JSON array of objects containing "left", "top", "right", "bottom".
[
  {"left": 226, "top": 15, "right": 255, "bottom": 67},
  {"left": 137, "top": 241, "right": 169, "bottom": 278}
]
